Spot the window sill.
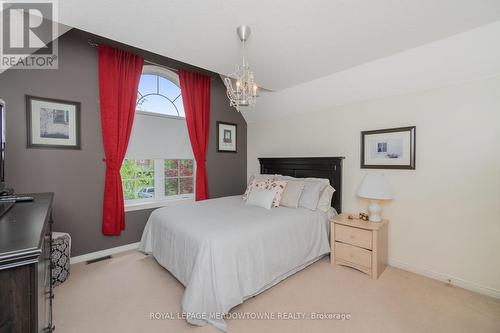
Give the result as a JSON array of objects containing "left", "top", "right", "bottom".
[{"left": 125, "top": 198, "right": 194, "bottom": 212}]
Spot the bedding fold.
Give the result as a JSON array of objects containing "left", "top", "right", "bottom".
[{"left": 139, "top": 195, "right": 331, "bottom": 331}]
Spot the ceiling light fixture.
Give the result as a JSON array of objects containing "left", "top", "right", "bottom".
[{"left": 224, "top": 25, "right": 258, "bottom": 112}]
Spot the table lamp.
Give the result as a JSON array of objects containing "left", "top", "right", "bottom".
[{"left": 357, "top": 173, "right": 393, "bottom": 222}]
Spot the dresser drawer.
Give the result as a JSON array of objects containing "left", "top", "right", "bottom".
[
  {"left": 334, "top": 242, "right": 372, "bottom": 268},
  {"left": 335, "top": 224, "right": 372, "bottom": 249}
]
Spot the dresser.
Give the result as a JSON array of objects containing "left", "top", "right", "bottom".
[
  {"left": 331, "top": 213, "right": 388, "bottom": 279},
  {"left": 0, "top": 193, "right": 54, "bottom": 333}
]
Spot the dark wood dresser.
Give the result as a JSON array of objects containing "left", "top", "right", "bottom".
[{"left": 0, "top": 193, "right": 54, "bottom": 333}]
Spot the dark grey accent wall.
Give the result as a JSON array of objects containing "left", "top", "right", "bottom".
[
  {"left": 207, "top": 78, "right": 247, "bottom": 198},
  {"left": 0, "top": 29, "right": 247, "bottom": 256}
]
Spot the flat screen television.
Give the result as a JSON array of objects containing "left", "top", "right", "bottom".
[
  {"left": 0, "top": 100, "right": 5, "bottom": 191},
  {"left": 0, "top": 100, "right": 14, "bottom": 216}
]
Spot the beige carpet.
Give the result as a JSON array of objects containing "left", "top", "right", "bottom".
[{"left": 54, "top": 251, "right": 500, "bottom": 333}]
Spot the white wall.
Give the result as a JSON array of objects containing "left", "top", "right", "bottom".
[{"left": 247, "top": 76, "right": 500, "bottom": 296}]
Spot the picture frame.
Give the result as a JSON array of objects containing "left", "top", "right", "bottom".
[
  {"left": 26, "top": 95, "right": 81, "bottom": 149},
  {"left": 216, "top": 121, "right": 237, "bottom": 153},
  {"left": 360, "top": 126, "right": 415, "bottom": 169}
]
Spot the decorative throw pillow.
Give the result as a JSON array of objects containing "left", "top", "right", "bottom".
[
  {"left": 298, "top": 181, "right": 327, "bottom": 211},
  {"left": 247, "top": 174, "right": 276, "bottom": 185},
  {"left": 243, "top": 179, "right": 269, "bottom": 200},
  {"left": 245, "top": 188, "right": 276, "bottom": 210},
  {"left": 317, "top": 185, "right": 336, "bottom": 212},
  {"left": 266, "top": 180, "right": 288, "bottom": 207},
  {"left": 280, "top": 180, "right": 306, "bottom": 208}
]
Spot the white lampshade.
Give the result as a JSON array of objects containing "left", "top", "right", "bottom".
[{"left": 357, "top": 174, "right": 393, "bottom": 200}]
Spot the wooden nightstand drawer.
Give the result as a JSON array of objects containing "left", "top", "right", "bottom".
[
  {"left": 331, "top": 214, "right": 388, "bottom": 279},
  {"left": 335, "top": 224, "right": 372, "bottom": 249},
  {"left": 335, "top": 242, "right": 372, "bottom": 268}
]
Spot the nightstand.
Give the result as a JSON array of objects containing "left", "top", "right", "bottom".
[{"left": 331, "top": 213, "right": 388, "bottom": 279}]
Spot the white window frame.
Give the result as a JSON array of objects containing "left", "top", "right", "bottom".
[
  {"left": 136, "top": 65, "right": 185, "bottom": 120},
  {"left": 124, "top": 158, "right": 196, "bottom": 211},
  {"left": 125, "top": 66, "right": 194, "bottom": 211}
]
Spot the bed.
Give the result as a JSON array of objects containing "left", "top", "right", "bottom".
[{"left": 139, "top": 157, "right": 344, "bottom": 331}]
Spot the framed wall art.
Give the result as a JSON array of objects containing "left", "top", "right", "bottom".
[
  {"left": 26, "top": 95, "right": 81, "bottom": 149},
  {"left": 216, "top": 121, "right": 237, "bottom": 153},
  {"left": 360, "top": 126, "right": 415, "bottom": 169}
]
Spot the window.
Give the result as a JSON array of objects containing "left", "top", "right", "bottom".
[
  {"left": 121, "top": 159, "right": 155, "bottom": 200},
  {"left": 136, "top": 65, "right": 185, "bottom": 118},
  {"left": 165, "top": 159, "right": 194, "bottom": 196},
  {"left": 121, "top": 159, "right": 194, "bottom": 203},
  {"left": 122, "top": 65, "right": 194, "bottom": 208}
]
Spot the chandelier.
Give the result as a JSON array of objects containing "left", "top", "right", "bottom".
[{"left": 224, "top": 26, "right": 258, "bottom": 112}]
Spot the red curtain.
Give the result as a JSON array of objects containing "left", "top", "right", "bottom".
[
  {"left": 98, "top": 45, "right": 144, "bottom": 235},
  {"left": 179, "top": 70, "right": 211, "bottom": 201}
]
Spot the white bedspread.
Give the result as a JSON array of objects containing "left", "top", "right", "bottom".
[{"left": 139, "top": 196, "right": 332, "bottom": 331}]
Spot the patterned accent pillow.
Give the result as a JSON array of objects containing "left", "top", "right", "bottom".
[
  {"left": 266, "top": 180, "right": 288, "bottom": 207},
  {"left": 243, "top": 179, "right": 269, "bottom": 200},
  {"left": 247, "top": 174, "right": 275, "bottom": 185}
]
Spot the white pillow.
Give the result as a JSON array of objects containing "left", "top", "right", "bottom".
[
  {"left": 298, "top": 181, "right": 327, "bottom": 210},
  {"left": 317, "top": 185, "right": 336, "bottom": 212},
  {"left": 275, "top": 175, "right": 330, "bottom": 210},
  {"left": 280, "top": 180, "right": 306, "bottom": 208},
  {"left": 304, "top": 177, "right": 330, "bottom": 187},
  {"left": 275, "top": 175, "right": 330, "bottom": 187},
  {"left": 245, "top": 188, "right": 277, "bottom": 210}
]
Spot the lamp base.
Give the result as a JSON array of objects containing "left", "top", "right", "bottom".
[{"left": 367, "top": 200, "right": 382, "bottom": 222}]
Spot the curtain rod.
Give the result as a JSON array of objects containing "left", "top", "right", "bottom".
[
  {"left": 87, "top": 39, "right": 179, "bottom": 73},
  {"left": 144, "top": 60, "right": 178, "bottom": 73},
  {"left": 87, "top": 39, "right": 217, "bottom": 79},
  {"left": 87, "top": 39, "right": 98, "bottom": 48}
]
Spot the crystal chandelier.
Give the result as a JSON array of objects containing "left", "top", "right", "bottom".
[{"left": 224, "top": 26, "right": 258, "bottom": 112}]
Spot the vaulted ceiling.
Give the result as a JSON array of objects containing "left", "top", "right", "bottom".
[
  {"left": 245, "top": 20, "right": 500, "bottom": 122},
  {"left": 58, "top": 0, "right": 500, "bottom": 91},
  {"left": 56, "top": 0, "right": 500, "bottom": 121}
]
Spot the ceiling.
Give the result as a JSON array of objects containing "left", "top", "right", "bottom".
[
  {"left": 57, "top": 0, "right": 500, "bottom": 91},
  {"left": 245, "top": 21, "right": 500, "bottom": 122}
]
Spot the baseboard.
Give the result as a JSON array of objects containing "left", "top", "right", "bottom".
[
  {"left": 70, "top": 244, "right": 499, "bottom": 299},
  {"left": 389, "top": 258, "right": 500, "bottom": 299},
  {"left": 70, "top": 242, "right": 140, "bottom": 265}
]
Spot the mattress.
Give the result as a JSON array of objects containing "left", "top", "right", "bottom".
[{"left": 139, "top": 195, "right": 332, "bottom": 331}]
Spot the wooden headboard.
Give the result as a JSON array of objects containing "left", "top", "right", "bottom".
[{"left": 258, "top": 157, "right": 345, "bottom": 213}]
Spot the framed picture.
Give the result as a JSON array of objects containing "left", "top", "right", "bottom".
[
  {"left": 361, "top": 126, "right": 415, "bottom": 169},
  {"left": 217, "top": 121, "right": 237, "bottom": 153},
  {"left": 26, "top": 95, "right": 81, "bottom": 149}
]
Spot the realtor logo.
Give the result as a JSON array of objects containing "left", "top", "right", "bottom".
[{"left": 0, "top": 0, "right": 58, "bottom": 69}]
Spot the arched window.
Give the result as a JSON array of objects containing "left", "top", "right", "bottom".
[
  {"left": 121, "top": 65, "right": 195, "bottom": 209},
  {"left": 136, "top": 65, "right": 185, "bottom": 118}
]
